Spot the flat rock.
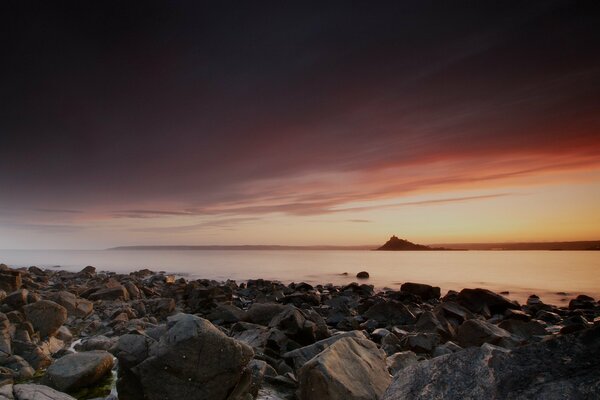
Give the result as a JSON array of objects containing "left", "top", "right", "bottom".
[{"left": 45, "top": 350, "right": 114, "bottom": 392}]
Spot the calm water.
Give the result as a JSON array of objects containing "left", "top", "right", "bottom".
[{"left": 1, "top": 249, "right": 599, "bottom": 305}]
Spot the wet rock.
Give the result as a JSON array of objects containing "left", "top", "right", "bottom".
[
  {"left": 297, "top": 336, "right": 391, "bottom": 400},
  {"left": 383, "top": 324, "right": 600, "bottom": 399},
  {"left": 456, "top": 318, "right": 512, "bottom": 348},
  {"left": 400, "top": 282, "right": 441, "bottom": 301},
  {"left": 23, "top": 300, "right": 67, "bottom": 338},
  {"left": 45, "top": 350, "right": 114, "bottom": 392},
  {"left": 131, "top": 314, "right": 253, "bottom": 400}
]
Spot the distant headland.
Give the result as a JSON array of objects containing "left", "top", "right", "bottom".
[{"left": 376, "top": 235, "right": 447, "bottom": 251}]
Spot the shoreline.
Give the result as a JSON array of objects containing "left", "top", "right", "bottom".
[{"left": 0, "top": 262, "right": 597, "bottom": 399}]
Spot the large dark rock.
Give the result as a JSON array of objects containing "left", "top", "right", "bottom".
[
  {"left": 363, "top": 300, "right": 416, "bottom": 326},
  {"left": 455, "top": 288, "right": 520, "bottom": 316},
  {"left": 23, "top": 300, "right": 67, "bottom": 338},
  {"left": 297, "top": 336, "right": 391, "bottom": 400},
  {"left": 45, "top": 350, "right": 114, "bottom": 392},
  {"left": 400, "top": 282, "right": 441, "bottom": 301},
  {"left": 130, "top": 314, "right": 254, "bottom": 400},
  {"left": 384, "top": 325, "right": 600, "bottom": 399},
  {"left": 456, "top": 319, "right": 513, "bottom": 348}
]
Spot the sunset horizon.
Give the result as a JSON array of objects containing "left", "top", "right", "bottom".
[{"left": 1, "top": 2, "right": 599, "bottom": 399}]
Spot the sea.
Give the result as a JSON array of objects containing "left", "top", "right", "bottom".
[{"left": 0, "top": 249, "right": 599, "bottom": 306}]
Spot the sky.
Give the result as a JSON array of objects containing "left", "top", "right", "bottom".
[{"left": 1, "top": 1, "right": 599, "bottom": 249}]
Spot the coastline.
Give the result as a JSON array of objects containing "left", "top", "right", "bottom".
[{"left": 0, "top": 262, "right": 597, "bottom": 399}]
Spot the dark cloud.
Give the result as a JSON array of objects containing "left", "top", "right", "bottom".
[{"left": 0, "top": 1, "right": 599, "bottom": 217}]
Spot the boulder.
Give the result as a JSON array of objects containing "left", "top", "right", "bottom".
[
  {"left": 297, "top": 336, "right": 391, "bottom": 400},
  {"left": 456, "top": 319, "right": 512, "bottom": 348},
  {"left": 363, "top": 301, "right": 416, "bottom": 326},
  {"left": 52, "top": 291, "right": 93, "bottom": 318},
  {"left": 131, "top": 314, "right": 253, "bottom": 400},
  {"left": 356, "top": 271, "right": 369, "bottom": 279},
  {"left": 456, "top": 288, "right": 519, "bottom": 316},
  {"left": 283, "top": 330, "right": 367, "bottom": 370},
  {"left": 45, "top": 350, "right": 114, "bottom": 392},
  {"left": 383, "top": 324, "right": 600, "bottom": 399},
  {"left": 400, "top": 282, "right": 441, "bottom": 301},
  {"left": 13, "top": 384, "right": 77, "bottom": 400},
  {"left": 23, "top": 300, "right": 67, "bottom": 338}
]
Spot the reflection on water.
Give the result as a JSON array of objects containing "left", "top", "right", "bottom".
[{"left": 0, "top": 249, "right": 599, "bottom": 305}]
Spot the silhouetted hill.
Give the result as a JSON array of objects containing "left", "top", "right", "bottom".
[{"left": 376, "top": 235, "right": 440, "bottom": 251}]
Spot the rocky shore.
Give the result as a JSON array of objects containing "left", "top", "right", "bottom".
[{"left": 0, "top": 263, "right": 597, "bottom": 400}]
